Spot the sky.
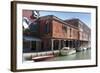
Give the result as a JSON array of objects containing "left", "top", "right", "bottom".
[{"left": 39, "top": 10, "right": 91, "bottom": 28}]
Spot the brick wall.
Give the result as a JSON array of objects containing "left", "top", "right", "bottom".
[{"left": 52, "top": 20, "right": 79, "bottom": 40}]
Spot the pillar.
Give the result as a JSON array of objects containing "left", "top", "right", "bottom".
[
  {"left": 58, "top": 40, "right": 61, "bottom": 55},
  {"left": 30, "top": 41, "right": 32, "bottom": 51},
  {"left": 68, "top": 40, "right": 70, "bottom": 49},
  {"left": 36, "top": 41, "right": 38, "bottom": 52},
  {"left": 51, "top": 39, "right": 54, "bottom": 54},
  {"left": 36, "top": 41, "right": 38, "bottom": 56},
  {"left": 62, "top": 40, "right": 65, "bottom": 47},
  {"left": 58, "top": 40, "right": 61, "bottom": 50}
]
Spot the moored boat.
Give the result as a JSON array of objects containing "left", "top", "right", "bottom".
[
  {"left": 32, "top": 55, "right": 54, "bottom": 62},
  {"left": 60, "top": 47, "right": 76, "bottom": 56}
]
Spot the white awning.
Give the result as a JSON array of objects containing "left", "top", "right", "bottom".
[{"left": 23, "top": 36, "right": 41, "bottom": 41}]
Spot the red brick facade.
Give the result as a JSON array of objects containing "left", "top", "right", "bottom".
[{"left": 23, "top": 10, "right": 91, "bottom": 52}]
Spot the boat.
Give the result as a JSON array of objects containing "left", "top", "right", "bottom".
[
  {"left": 32, "top": 55, "right": 54, "bottom": 62},
  {"left": 60, "top": 47, "right": 76, "bottom": 56},
  {"left": 76, "top": 47, "right": 88, "bottom": 52},
  {"left": 76, "top": 48, "right": 83, "bottom": 52}
]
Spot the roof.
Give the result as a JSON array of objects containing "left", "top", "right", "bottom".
[
  {"left": 39, "top": 15, "right": 78, "bottom": 29},
  {"left": 64, "top": 18, "right": 90, "bottom": 29},
  {"left": 64, "top": 19, "right": 79, "bottom": 27}
]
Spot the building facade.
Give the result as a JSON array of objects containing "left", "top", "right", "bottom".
[{"left": 23, "top": 10, "right": 91, "bottom": 53}]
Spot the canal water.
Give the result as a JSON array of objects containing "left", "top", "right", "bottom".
[{"left": 45, "top": 49, "right": 91, "bottom": 61}]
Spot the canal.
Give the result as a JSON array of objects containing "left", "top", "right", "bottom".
[{"left": 45, "top": 49, "right": 91, "bottom": 61}]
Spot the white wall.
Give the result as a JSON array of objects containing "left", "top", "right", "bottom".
[{"left": 0, "top": 0, "right": 99, "bottom": 73}]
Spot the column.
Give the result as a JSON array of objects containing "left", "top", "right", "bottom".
[
  {"left": 62, "top": 40, "right": 65, "bottom": 47},
  {"left": 58, "top": 40, "right": 61, "bottom": 50},
  {"left": 78, "top": 40, "right": 80, "bottom": 48},
  {"left": 72, "top": 40, "right": 74, "bottom": 49},
  {"left": 68, "top": 40, "right": 70, "bottom": 49},
  {"left": 74, "top": 40, "right": 76, "bottom": 49},
  {"left": 51, "top": 39, "right": 54, "bottom": 55},
  {"left": 39, "top": 41, "right": 41, "bottom": 51},
  {"left": 36, "top": 41, "right": 39, "bottom": 56},
  {"left": 30, "top": 41, "right": 32, "bottom": 51},
  {"left": 59, "top": 40, "right": 61, "bottom": 55},
  {"left": 36, "top": 41, "right": 38, "bottom": 52}
]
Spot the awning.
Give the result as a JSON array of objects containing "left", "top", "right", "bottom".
[{"left": 23, "top": 36, "right": 41, "bottom": 41}]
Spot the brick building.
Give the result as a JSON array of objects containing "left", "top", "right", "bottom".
[{"left": 23, "top": 10, "right": 91, "bottom": 53}]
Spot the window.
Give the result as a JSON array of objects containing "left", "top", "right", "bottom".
[
  {"left": 44, "top": 20, "right": 50, "bottom": 33},
  {"left": 62, "top": 25, "right": 67, "bottom": 33}
]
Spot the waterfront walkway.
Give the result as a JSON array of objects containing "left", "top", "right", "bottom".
[{"left": 23, "top": 49, "right": 91, "bottom": 62}]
